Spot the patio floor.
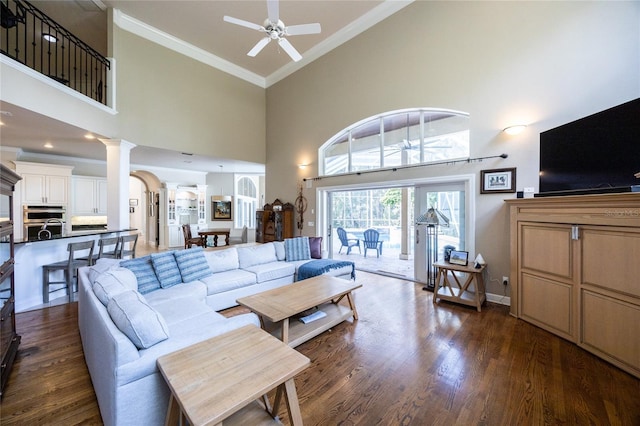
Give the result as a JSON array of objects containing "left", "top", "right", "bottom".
[{"left": 331, "top": 245, "right": 416, "bottom": 281}]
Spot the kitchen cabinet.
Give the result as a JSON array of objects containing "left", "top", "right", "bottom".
[
  {"left": 14, "top": 162, "right": 73, "bottom": 206},
  {"left": 72, "top": 176, "right": 107, "bottom": 215},
  {"left": 507, "top": 193, "right": 640, "bottom": 378},
  {"left": 0, "top": 164, "right": 21, "bottom": 397}
]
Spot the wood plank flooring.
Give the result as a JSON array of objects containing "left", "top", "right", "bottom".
[{"left": 2, "top": 271, "right": 639, "bottom": 425}]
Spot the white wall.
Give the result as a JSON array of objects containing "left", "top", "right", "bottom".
[{"left": 265, "top": 1, "right": 640, "bottom": 296}]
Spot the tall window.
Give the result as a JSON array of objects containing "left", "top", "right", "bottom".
[
  {"left": 320, "top": 108, "right": 470, "bottom": 176},
  {"left": 235, "top": 176, "right": 258, "bottom": 229}
]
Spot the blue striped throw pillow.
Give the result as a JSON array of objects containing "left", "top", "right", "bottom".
[
  {"left": 285, "top": 237, "right": 311, "bottom": 262},
  {"left": 150, "top": 251, "right": 182, "bottom": 289},
  {"left": 174, "top": 247, "right": 212, "bottom": 282},
  {"left": 121, "top": 256, "right": 161, "bottom": 294}
]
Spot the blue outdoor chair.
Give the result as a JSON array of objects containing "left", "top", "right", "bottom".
[
  {"left": 337, "top": 227, "right": 360, "bottom": 254},
  {"left": 363, "top": 228, "right": 383, "bottom": 258}
]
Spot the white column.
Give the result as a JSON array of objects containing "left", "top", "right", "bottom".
[{"left": 100, "top": 139, "right": 136, "bottom": 230}]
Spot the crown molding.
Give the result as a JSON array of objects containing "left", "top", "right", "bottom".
[
  {"left": 113, "top": 9, "right": 267, "bottom": 88},
  {"left": 112, "top": 1, "right": 413, "bottom": 89}
]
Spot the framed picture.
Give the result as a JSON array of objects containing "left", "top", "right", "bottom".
[
  {"left": 449, "top": 250, "right": 469, "bottom": 266},
  {"left": 212, "top": 200, "right": 232, "bottom": 221},
  {"left": 481, "top": 168, "right": 516, "bottom": 194}
]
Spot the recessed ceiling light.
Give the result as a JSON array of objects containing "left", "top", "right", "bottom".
[
  {"left": 44, "top": 142, "right": 53, "bottom": 149},
  {"left": 43, "top": 33, "right": 57, "bottom": 43},
  {"left": 84, "top": 133, "right": 95, "bottom": 139}
]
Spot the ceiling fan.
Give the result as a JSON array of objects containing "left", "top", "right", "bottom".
[{"left": 223, "top": 0, "right": 321, "bottom": 62}]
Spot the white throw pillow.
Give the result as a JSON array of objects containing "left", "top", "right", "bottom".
[
  {"left": 273, "top": 241, "right": 286, "bottom": 261},
  {"left": 88, "top": 258, "right": 121, "bottom": 282},
  {"left": 237, "top": 243, "right": 278, "bottom": 268},
  {"left": 107, "top": 290, "right": 170, "bottom": 349},
  {"left": 204, "top": 248, "right": 239, "bottom": 273},
  {"left": 92, "top": 267, "right": 138, "bottom": 306}
]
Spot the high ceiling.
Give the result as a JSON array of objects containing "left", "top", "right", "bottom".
[{"left": 1, "top": 0, "right": 411, "bottom": 173}]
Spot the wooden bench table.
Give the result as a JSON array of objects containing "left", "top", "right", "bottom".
[
  {"left": 433, "top": 261, "right": 486, "bottom": 312},
  {"left": 157, "top": 325, "right": 310, "bottom": 426}
]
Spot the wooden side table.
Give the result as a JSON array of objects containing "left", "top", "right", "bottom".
[
  {"left": 157, "top": 325, "right": 310, "bottom": 426},
  {"left": 433, "top": 261, "right": 486, "bottom": 312}
]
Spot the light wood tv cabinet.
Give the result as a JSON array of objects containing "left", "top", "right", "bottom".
[{"left": 507, "top": 193, "right": 640, "bottom": 379}]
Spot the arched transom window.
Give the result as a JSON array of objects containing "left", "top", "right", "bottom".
[{"left": 320, "top": 108, "right": 470, "bottom": 176}]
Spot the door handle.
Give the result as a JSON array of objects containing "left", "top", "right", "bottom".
[{"left": 416, "top": 228, "right": 420, "bottom": 244}]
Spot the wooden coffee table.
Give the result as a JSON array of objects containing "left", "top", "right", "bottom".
[
  {"left": 237, "top": 275, "right": 362, "bottom": 347},
  {"left": 157, "top": 325, "right": 310, "bottom": 426}
]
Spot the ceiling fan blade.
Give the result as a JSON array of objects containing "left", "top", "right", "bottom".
[
  {"left": 267, "top": 0, "right": 279, "bottom": 24},
  {"left": 285, "top": 23, "right": 321, "bottom": 36},
  {"left": 223, "top": 15, "right": 263, "bottom": 32},
  {"left": 248, "top": 37, "right": 271, "bottom": 57},
  {"left": 278, "top": 38, "right": 302, "bottom": 62}
]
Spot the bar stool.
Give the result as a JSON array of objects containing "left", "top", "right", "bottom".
[
  {"left": 81, "top": 236, "right": 120, "bottom": 264},
  {"left": 118, "top": 234, "right": 139, "bottom": 259},
  {"left": 42, "top": 240, "right": 95, "bottom": 304}
]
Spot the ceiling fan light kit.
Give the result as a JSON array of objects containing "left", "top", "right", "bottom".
[{"left": 223, "top": 0, "right": 321, "bottom": 62}]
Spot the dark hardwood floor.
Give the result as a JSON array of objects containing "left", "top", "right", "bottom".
[{"left": 2, "top": 271, "right": 639, "bottom": 425}]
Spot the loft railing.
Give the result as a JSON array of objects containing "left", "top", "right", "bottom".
[{"left": 1, "top": 0, "right": 110, "bottom": 105}]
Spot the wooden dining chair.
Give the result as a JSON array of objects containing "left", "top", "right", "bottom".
[{"left": 182, "top": 225, "right": 204, "bottom": 249}]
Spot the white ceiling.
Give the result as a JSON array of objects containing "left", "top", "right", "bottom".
[{"left": 1, "top": 0, "right": 411, "bottom": 174}]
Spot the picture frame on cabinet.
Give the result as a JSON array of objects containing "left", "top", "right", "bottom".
[
  {"left": 212, "top": 199, "right": 232, "bottom": 221},
  {"left": 480, "top": 168, "right": 516, "bottom": 194},
  {"left": 449, "top": 250, "right": 469, "bottom": 266}
]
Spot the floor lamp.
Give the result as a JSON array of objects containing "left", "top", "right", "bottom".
[{"left": 417, "top": 207, "right": 450, "bottom": 292}]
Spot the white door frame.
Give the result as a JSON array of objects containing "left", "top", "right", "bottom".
[{"left": 314, "top": 173, "right": 476, "bottom": 282}]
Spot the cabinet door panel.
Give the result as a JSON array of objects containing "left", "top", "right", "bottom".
[
  {"left": 22, "top": 174, "right": 46, "bottom": 204},
  {"left": 46, "top": 176, "right": 68, "bottom": 204},
  {"left": 96, "top": 179, "right": 108, "bottom": 214},
  {"left": 73, "top": 178, "right": 97, "bottom": 214},
  {"left": 521, "top": 224, "right": 573, "bottom": 280},
  {"left": 521, "top": 273, "right": 573, "bottom": 338},
  {"left": 582, "top": 228, "right": 640, "bottom": 298},
  {"left": 581, "top": 290, "right": 640, "bottom": 375}
]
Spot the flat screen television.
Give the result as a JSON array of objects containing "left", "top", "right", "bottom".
[{"left": 538, "top": 97, "right": 640, "bottom": 196}]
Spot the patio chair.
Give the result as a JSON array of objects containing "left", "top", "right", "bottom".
[
  {"left": 337, "top": 227, "right": 360, "bottom": 254},
  {"left": 363, "top": 228, "right": 383, "bottom": 258}
]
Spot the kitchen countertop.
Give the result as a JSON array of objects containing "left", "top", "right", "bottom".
[{"left": 15, "top": 228, "right": 137, "bottom": 244}]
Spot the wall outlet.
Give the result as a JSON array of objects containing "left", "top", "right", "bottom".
[
  {"left": 308, "top": 221, "right": 314, "bottom": 227},
  {"left": 502, "top": 276, "right": 509, "bottom": 286}
]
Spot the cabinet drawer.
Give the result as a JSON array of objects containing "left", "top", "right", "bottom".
[
  {"left": 581, "top": 228, "right": 640, "bottom": 298},
  {"left": 521, "top": 224, "right": 574, "bottom": 281},
  {"left": 581, "top": 290, "right": 640, "bottom": 376},
  {"left": 521, "top": 273, "right": 574, "bottom": 339}
]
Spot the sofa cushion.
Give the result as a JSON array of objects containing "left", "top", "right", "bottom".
[
  {"left": 88, "top": 258, "right": 121, "bottom": 282},
  {"left": 309, "top": 236, "right": 323, "bottom": 259},
  {"left": 150, "top": 251, "right": 182, "bottom": 289},
  {"left": 243, "top": 261, "right": 296, "bottom": 283},
  {"left": 121, "top": 256, "right": 161, "bottom": 294},
  {"left": 237, "top": 243, "right": 277, "bottom": 268},
  {"left": 199, "top": 269, "right": 257, "bottom": 295},
  {"left": 150, "top": 294, "right": 214, "bottom": 326},
  {"left": 144, "top": 281, "right": 208, "bottom": 307},
  {"left": 107, "top": 290, "right": 170, "bottom": 349},
  {"left": 92, "top": 267, "right": 138, "bottom": 306},
  {"left": 204, "top": 247, "right": 239, "bottom": 273},
  {"left": 285, "top": 237, "right": 311, "bottom": 262},
  {"left": 174, "top": 247, "right": 213, "bottom": 282},
  {"left": 273, "top": 241, "right": 286, "bottom": 261}
]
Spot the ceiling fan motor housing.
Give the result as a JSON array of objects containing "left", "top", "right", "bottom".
[{"left": 264, "top": 19, "right": 285, "bottom": 39}]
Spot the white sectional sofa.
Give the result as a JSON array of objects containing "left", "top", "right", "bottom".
[{"left": 78, "top": 239, "right": 354, "bottom": 426}]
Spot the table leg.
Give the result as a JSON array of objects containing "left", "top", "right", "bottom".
[
  {"left": 225, "top": 233, "right": 230, "bottom": 246},
  {"left": 346, "top": 292, "right": 359, "bottom": 320},
  {"left": 164, "top": 395, "right": 181, "bottom": 426},
  {"left": 213, "top": 235, "right": 219, "bottom": 247},
  {"left": 281, "top": 318, "right": 289, "bottom": 344},
  {"left": 433, "top": 268, "right": 443, "bottom": 304},
  {"left": 284, "top": 378, "right": 304, "bottom": 426}
]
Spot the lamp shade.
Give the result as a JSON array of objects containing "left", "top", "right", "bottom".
[{"left": 416, "top": 207, "right": 450, "bottom": 227}]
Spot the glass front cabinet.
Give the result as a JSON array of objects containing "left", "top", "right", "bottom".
[
  {"left": 161, "top": 183, "right": 207, "bottom": 248},
  {"left": 0, "top": 165, "right": 21, "bottom": 397}
]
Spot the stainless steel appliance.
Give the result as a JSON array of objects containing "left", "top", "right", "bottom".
[{"left": 23, "top": 205, "right": 66, "bottom": 240}]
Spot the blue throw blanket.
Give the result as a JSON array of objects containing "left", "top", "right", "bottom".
[{"left": 297, "top": 259, "right": 356, "bottom": 281}]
